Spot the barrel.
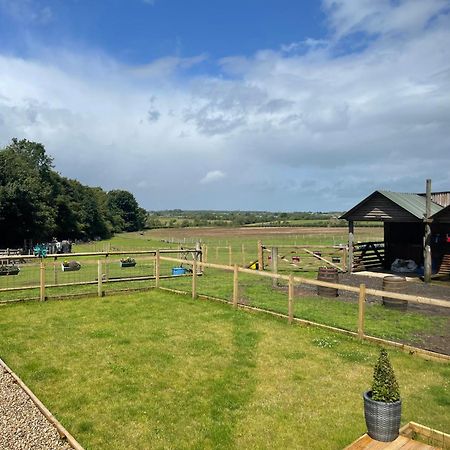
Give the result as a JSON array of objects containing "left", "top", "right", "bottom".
[
  {"left": 317, "top": 267, "right": 339, "bottom": 297},
  {"left": 382, "top": 276, "right": 408, "bottom": 310}
]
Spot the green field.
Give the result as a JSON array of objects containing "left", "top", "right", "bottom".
[
  {"left": 1, "top": 227, "right": 447, "bottom": 353},
  {"left": 0, "top": 290, "right": 448, "bottom": 449}
]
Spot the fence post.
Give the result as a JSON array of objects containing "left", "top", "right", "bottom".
[
  {"left": 241, "top": 244, "right": 245, "bottom": 267},
  {"left": 97, "top": 259, "right": 103, "bottom": 297},
  {"left": 258, "top": 240, "right": 264, "bottom": 271},
  {"left": 271, "top": 247, "right": 278, "bottom": 287},
  {"left": 204, "top": 245, "right": 208, "bottom": 264},
  {"left": 347, "top": 221, "right": 354, "bottom": 273},
  {"left": 228, "top": 245, "right": 232, "bottom": 266},
  {"left": 155, "top": 250, "right": 160, "bottom": 288},
  {"left": 53, "top": 256, "right": 58, "bottom": 285},
  {"left": 288, "top": 274, "right": 294, "bottom": 324},
  {"left": 40, "top": 260, "right": 45, "bottom": 301},
  {"left": 105, "top": 254, "right": 109, "bottom": 281},
  {"left": 358, "top": 283, "right": 366, "bottom": 339},
  {"left": 233, "top": 264, "right": 239, "bottom": 307},
  {"left": 192, "top": 259, "right": 197, "bottom": 299}
]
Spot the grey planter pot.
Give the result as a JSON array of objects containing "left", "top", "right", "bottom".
[{"left": 363, "top": 391, "right": 401, "bottom": 442}]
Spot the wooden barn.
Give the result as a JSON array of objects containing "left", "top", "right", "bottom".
[{"left": 340, "top": 182, "right": 450, "bottom": 281}]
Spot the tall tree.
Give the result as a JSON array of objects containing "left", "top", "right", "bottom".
[
  {"left": 0, "top": 139, "right": 146, "bottom": 247},
  {"left": 107, "top": 190, "right": 147, "bottom": 232}
]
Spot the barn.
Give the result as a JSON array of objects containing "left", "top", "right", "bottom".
[{"left": 340, "top": 182, "right": 450, "bottom": 281}]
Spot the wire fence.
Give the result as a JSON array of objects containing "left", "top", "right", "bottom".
[{"left": 1, "top": 246, "right": 448, "bottom": 360}]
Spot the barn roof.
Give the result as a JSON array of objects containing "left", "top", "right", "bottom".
[
  {"left": 340, "top": 190, "right": 443, "bottom": 222},
  {"left": 431, "top": 204, "right": 450, "bottom": 223}
]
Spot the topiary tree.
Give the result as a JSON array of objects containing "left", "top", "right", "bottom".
[{"left": 371, "top": 348, "right": 400, "bottom": 402}]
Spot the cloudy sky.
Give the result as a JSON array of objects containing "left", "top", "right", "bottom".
[{"left": 0, "top": 0, "right": 449, "bottom": 211}]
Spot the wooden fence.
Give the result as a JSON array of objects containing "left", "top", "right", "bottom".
[
  {"left": 352, "top": 241, "right": 385, "bottom": 272},
  {"left": 1, "top": 247, "right": 449, "bottom": 361},
  {"left": 0, "top": 249, "right": 201, "bottom": 301},
  {"left": 157, "top": 255, "right": 450, "bottom": 362},
  {"left": 259, "top": 243, "right": 348, "bottom": 272}
]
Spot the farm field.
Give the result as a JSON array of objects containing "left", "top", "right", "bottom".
[
  {"left": 0, "top": 290, "right": 449, "bottom": 450},
  {"left": 76, "top": 226, "right": 383, "bottom": 251}
]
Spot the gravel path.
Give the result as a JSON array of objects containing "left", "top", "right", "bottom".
[{"left": 0, "top": 369, "right": 72, "bottom": 450}]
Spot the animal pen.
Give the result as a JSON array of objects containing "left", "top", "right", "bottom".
[{"left": 1, "top": 245, "right": 448, "bottom": 361}]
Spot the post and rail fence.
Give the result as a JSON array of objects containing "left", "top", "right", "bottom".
[{"left": 1, "top": 246, "right": 448, "bottom": 361}]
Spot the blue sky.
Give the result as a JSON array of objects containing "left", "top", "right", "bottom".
[
  {"left": 0, "top": 1, "right": 325, "bottom": 63},
  {"left": 1, "top": 0, "right": 449, "bottom": 211}
]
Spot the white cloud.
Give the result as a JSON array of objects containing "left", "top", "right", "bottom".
[
  {"left": 0, "top": 0, "right": 53, "bottom": 24},
  {"left": 200, "top": 170, "right": 226, "bottom": 184},
  {"left": 131, "top": 55, "right": 207, "bottom": 78},
  {"left": 323, "top": 0, "right": 449, "bottom": 39},
  {"left": 0, "top": 1, "right": 449, "bottom": 210}
]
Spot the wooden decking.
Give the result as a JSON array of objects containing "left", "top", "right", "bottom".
[
  {"left": 345, "top": 433, "right": 438, "bottom": 449},
  {"left": 345, "top": 422, "right": 450, "bottom": 450}
]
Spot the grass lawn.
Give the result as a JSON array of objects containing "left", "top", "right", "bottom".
[{"left": 0, "top": 290, "right": 448, "bottom": 449}]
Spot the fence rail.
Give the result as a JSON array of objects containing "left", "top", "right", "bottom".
[
  {"left": 352, "top": 241, "right": 385, "bottom": 272},
  {"left": 157, "top": 255, "right": 450, "bottom": 361},
  {"left": 1, "top": 247, "right": 448, "bottom": 361}
]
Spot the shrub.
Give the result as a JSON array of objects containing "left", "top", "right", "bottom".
[{"left": 371, "top": 348, "right": 400, "bottom": 402}]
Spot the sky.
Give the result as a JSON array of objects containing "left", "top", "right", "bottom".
[{"left": 0, "top": 0, "right": 449, "bottom": 212}]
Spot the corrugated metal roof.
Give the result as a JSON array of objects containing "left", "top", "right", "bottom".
[
  {"left": 379, "top": 191, "right": 443, "bottom": 219},
  {"left": 340, "top": 190, "right": 444, "bottom": 221},
  {"left": 431, "top": 204, "right": 450, "bottom": 222}
]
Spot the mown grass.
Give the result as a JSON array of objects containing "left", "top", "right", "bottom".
[
  {"left": 160, "top": 269, "right": 448, "bottom": 346},
  {"left": 0, "top": 290, "right": 448, "bottom": 449}
]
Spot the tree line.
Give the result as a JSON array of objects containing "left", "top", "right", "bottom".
[
  {"left": 0, "top": 139, "right": 147, "bottom": 248},
  {"left": 147, "top": 209, "right": 347, "bottom": 228}
]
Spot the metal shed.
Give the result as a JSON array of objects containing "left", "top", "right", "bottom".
[{"left": 340, "top": 183, "right": 450, "bottom": 281}]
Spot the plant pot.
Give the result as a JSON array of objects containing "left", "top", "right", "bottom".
[
  {"left": 363, "top": 391, "right": 401, "bottom": 442},
  {"left": 61, "top": 262, "right": 81, "bottom": 272},
  {"left": 0, "top": 266, "right": 20, "bottom": 276},
  {"left": 120, "top": 261, "right": 136, "bottom": 268}
]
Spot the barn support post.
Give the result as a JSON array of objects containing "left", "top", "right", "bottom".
[
  {"left": 424, "top": 179, "right": 432, "bottom": 283},
  {"left": 347, "top": 221, "right": 354, "bottom": 273},
  {"left": 271, "top": 247, "right": 278, "bottom": 287}
]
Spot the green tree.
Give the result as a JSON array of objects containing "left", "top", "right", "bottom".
[{"left": 107, "top": 190, "right": 147, "bottom": 232}]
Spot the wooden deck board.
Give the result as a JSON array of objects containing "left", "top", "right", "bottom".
[{"left": 345, "top": 434, "right": 439, "bottom": 450}]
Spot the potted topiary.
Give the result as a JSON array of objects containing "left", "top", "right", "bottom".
[{"left": 363, "top": 348, "right": 401, "bottom": 442}]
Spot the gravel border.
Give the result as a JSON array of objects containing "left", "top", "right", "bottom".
[{"left": 0, "top": 367, "right": 74, "bottom": 450}]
